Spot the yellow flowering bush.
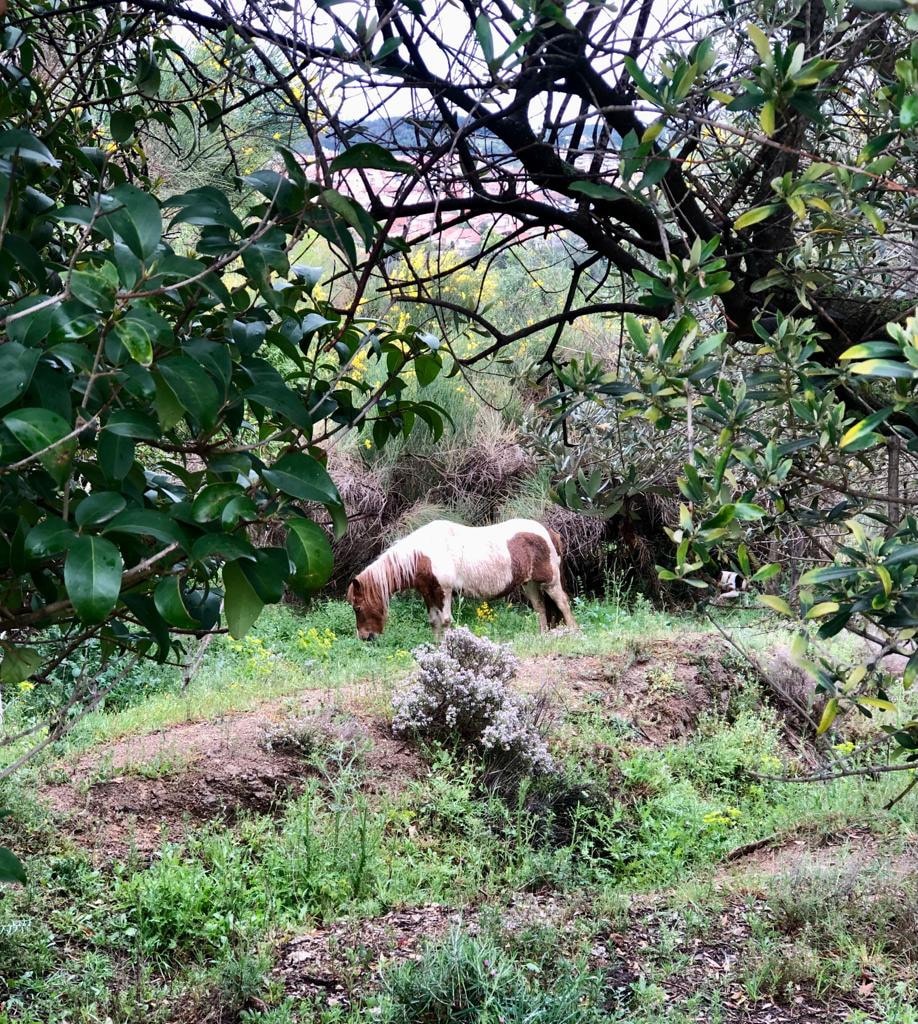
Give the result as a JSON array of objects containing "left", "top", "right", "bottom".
[
  {"left": 475, "top": 602, "right": 496, "bottom": 623},
  {"left": 702, "top": 806, "right": 742, "bottom": 828},
  {"left": 296, "top": 627, "right": 337, "bottom": 659},
  {"left": 227, "top": 635, "right": 275, "bottom": 675}
]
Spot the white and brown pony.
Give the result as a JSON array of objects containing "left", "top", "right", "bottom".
[{"left": 346, "top": 518, "right": 576, "bottom": 640}]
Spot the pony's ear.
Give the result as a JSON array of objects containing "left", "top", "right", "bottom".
[{"left": 347, "top": 579, "right": 361, "bottom": 603}]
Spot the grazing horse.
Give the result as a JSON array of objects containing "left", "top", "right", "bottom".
[{"left": 346, "top": 518, "right": 576, "bottom": 640}]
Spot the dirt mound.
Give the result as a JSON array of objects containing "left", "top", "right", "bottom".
[
  {"left": 515, "top": 635, "right": 737, "bottom": 744},
  {"left": 41, "top": 693, "right": 423, "bottom": 859}
]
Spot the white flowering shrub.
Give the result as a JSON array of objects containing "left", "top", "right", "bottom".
[{"left": 392, "top": 627, "right": 554, "bottom": 773}]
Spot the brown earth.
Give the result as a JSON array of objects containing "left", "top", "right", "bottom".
[
  {"left": 41, "top": 686, "right": 424, "bottom": 859},
  {"left": 515, "top": 634, "right": 739, "bottom": 744}
]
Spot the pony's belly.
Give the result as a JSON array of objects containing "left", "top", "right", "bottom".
[{"left": 452, "top": 562, "right": 515, "bottom": 599}]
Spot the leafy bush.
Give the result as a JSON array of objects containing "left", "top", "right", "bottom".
[
  {"left": 392, "top": 628, "right": 554, "bottom": 774},
  {"left": 377, "top": 927, "right": 609, "bottom": 1024}
]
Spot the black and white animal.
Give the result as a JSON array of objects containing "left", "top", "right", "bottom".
[{"left": 715, "top": 571, "right": 750, "bottom": 603}]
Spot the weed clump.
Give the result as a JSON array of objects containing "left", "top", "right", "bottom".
[
  {"left": 392, "top": 628, "right": 553, "bottom": 774},
  {"left": 377, "top": 927, "right": 609, "bottom": 1024}
]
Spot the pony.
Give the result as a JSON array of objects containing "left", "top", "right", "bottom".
[{"left": 346, "top": 518, "right": 576, "bottom": 640}]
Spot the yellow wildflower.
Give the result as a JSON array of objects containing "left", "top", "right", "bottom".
[{"left": 17, "top": 680, "right": 35, "bottom": 693}]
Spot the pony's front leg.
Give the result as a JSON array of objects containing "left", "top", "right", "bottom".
[{"left": 428, "top": 589, "right": 453, "bottom": 642}]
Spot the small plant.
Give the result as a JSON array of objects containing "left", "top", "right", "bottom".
[
  {"left": 377, "top": 927, "right": 609, "bottom": 1024},
  {"left": 392, "top": 628, "right": 554, "bottom": 774},
  {"left": 261, "top": 712, "right": 370, "bottom": 771}
]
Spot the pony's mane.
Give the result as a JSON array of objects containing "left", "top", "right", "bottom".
[{"left": 358, "top": 540, "right": 423, "bottom": 607}]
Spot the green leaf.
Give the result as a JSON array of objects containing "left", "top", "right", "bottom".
[
  {"left": 262, "top": 453, "right": 342, "bottom": 506},
  {"left": 568, "top": 181, "right": 628, "bottom": 202},
  {"left": 0, "top": 645, "right": 42, "bottom": 683},
  {"left": 0, "top": 128, "right": 58, "bottom": 166},
  {"left": 74, "top": 492, "right": 127, "bottom": 528},
  {"left": 223, "top": 560, "right": 264, "bottom": 639},
  {"left": 169, "top": 186, "right": 244, "bottom": 233},
  {"left": 191, "top": 484, "right": 245, "bottom": 525},
  {"left": 0, "top": 342, "right": 40, "bottom": 411},
  {"left": 415, "top": 352, "right": 441, "bottom": 387},
  {"left": 110, "top": 110, "right": 137, "bottom": 142},
  {"left": 850, "top": 0, "right": 904, "bottom": 10},
  {"left": 103, "top": 509, "right": 188, "bottom": 548},
  {"left": 733, "top": 502, "right": 766, "bottom": 520},
  {"left": 98, "top": 430, "right": 135, "bottom": 481},
  {"left": 330, "top": 143, "right": 415, "bottom": 174},
  {"left": 286, "top": 518, "right": 334, "bottom": 593},
  {"left": 3, "top": 407, "right": 75, "bottom": 484},
  {"left": 0, "top": 847, "right": 26, "bottom": 885},
  {"left": 758, "top": 594, "right": 794, "bottom": 616},
  {"left": 759, "top": 99, "right": 776, "bottom": 137},
  {"left": 848, "top": 359, "right": 914, "bottom": 379},
  {"left": 734, "top": 205, "right": 779, "bottom": 231},
  {"left": 901, "top": 95, "right": 918, "bottom": 130},
  {"left": 103, "top": 184, "right": 163, "bottom": 261},
  {"left": 64, "top": 536, "right": 124, "bottom": 624},
  {"left": 191, "top": 533, "right": 257, "bottom": 564},
  {"left": 104, "top": 410, "right": 159, "bottom": 439},
  {"left": 701, "top": 505, "right": 736, "bottom": 530},
  {"left": 475, "top": 13, "right": 495, "bottom": 67},
  {"left": 153, "top": 576, "right": 201, "bottom": 629},
  {"left": 25, "top": 517, "right": 77, "bottom": 559},
  {"left": 157, "top": 356, "right": 220, "bottom": 429},
  {"left": 750, "top": 562, "right": 781, "bottom": 582},
  {"left": 239, "top": 549, "right": 287, "bottom": 605},
  {"left": 817, "top": 697, "right": 839, "bottom": 735}
]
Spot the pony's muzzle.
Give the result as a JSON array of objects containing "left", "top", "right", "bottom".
[{"left": 357, "top": 629, "right": 379, "bottom": 642}]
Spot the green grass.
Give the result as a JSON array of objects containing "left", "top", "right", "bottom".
[{"left": 2, "top": 596, "right": 917, "bottom": 1023}]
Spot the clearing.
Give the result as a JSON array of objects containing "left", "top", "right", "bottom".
[{"left": 2, "top": 598, "right": 917, "bottom": 1024}]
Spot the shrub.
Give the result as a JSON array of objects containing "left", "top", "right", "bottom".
[
  {"left": 392, "top": 628, "right": 554, "bottom": 774},
  {"left": 377, "top": 927, "right": 609, "bottom": 1024}
]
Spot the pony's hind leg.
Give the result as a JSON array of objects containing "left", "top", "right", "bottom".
[
  {"left": 523, "top": 581, "right": 549, "bottom": 632},
  {"left": 543, "top": 579, "right": 577, "bottom": 630}
]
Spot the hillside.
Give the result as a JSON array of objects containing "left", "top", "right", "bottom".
[{"left": 2, "top": 595, "right": 917, "bottom": 1023}]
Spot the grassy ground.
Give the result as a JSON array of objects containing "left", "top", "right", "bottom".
[{"left": 1, "top": 595, "right": 917, "bottom": 1024}]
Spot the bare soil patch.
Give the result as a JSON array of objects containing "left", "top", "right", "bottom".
[
  {"left": 276, "top": 903, "right": 475, "bottom": 1008},
  {"left": 603, "top": 897, "right": 872, "bottom": 1023},
  {"left": 41, "top": 686, "right": 423, "bottom": 859},
  {"left": 721, "top": 824, "right": 918, "bottom": 881},
  {"left": 515, "top": 634, "right": 737, "bottom": 744}
]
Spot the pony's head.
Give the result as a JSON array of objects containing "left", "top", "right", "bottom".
[{"left": 346, "top": 576, "right": 387, "bottom": 640}]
